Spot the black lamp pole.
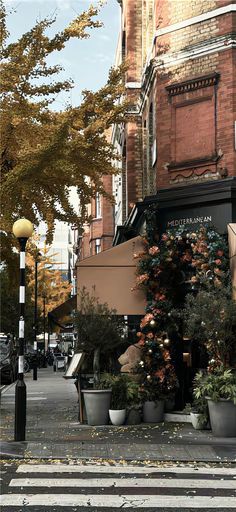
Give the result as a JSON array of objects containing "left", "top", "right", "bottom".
[
  {"left": 13, "top": 218, "right": 33, "bottom": 442},
  {"left": 33, "top": 253, "right": 40, "bottom": 380}
]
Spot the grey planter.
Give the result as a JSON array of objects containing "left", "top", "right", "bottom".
[
  {"left": 143, "top": 400, "right": 164, "bottom": 423},
  {"left": 82, "top": 389, "right": 112, "bottom": 426},
  {"left": 126, "top": 408, "right": 141, "bottom": 425},
  {"left": 207, "top": 398, "right": 236, "bottom": 437}
]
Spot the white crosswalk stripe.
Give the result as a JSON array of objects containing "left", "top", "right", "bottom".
[{"left": 1, "top": 463, "right": 236, "bottom": 509}]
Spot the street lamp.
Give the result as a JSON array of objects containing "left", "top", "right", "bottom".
[{"left": 12, "top": 218, "right": 34, "bottom": 441}]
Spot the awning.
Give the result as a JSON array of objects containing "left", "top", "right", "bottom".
[
  {"left": 228, "top": 223, "right": 236, "bottom": 299},
  {"left": 48, "top": 295, "right": 77, "bottom": 329},
  {"left": 77, "top": 236, "right": 146, "bottom": 315}
]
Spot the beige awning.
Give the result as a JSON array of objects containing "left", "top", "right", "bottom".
[
  {"left": 76, "top": 236, "right": 146, "bottom": 315},
  {"left": 228, "top": 223, "right": 236, "bottom": 300},
  {"left": 48, "top": 295, "right": 77, "bottom": 326}
]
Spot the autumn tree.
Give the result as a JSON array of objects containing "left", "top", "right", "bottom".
[
  {"left": 27, "top": 244, "right": 72, "bottom": 323},
  {"left": 0, "top": 1, "right": 126, "bottom": 267}
]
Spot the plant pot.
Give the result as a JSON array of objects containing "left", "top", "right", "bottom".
[
  {"left": 109, "top": 409, "right": 126, "bottom": 426},
  {"left": 143, "top": 400, "right": 164, "bottom": 423},
  {"left": 126, "top": 408, "right": 141, "bottom": 425},
  {"left": 82, "top": 389, "right": 112, "bottom": 426},
  {"left": 207, "top": 398, "right": 236, "bottom": 437},
  {"left": 190, "top": 412, "right": 206, "bottom": 430},
  {"left": 164, "top": 398, "right": 175, "bottom": 412}
]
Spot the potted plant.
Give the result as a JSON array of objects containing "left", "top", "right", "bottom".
[
  {"left": 138, "top": 359, "right": 178, "bottom": 423},
  {"left": 74, "top": 287, "right": 126, "bottom": 425},
  {"left": 107, "top": 374, "right": 128, "bottom": 426},
  {"left": 126, "top": 377, "right": 142, "bottom": 425},
  {"left": 193, "top": 366, "right": 236, "bottom": 436},
  {"left": 190, "top": 372, "right": 209, "bottom": 430}
]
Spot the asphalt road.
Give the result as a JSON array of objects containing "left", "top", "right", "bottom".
[{"left": 1, "top": 460, "right": 236, "bottom": 511}]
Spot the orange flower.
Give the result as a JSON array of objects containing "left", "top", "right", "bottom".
[
  {"left": 154, "top": 369, "right": 165, "bottom": 382},
  {"left": 149, "top": 246, "right": 160, "bottom": 256}
]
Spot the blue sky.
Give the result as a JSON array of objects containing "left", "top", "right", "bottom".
[{"left": 4, "top": 0, "right": 120, "bottom": 109}]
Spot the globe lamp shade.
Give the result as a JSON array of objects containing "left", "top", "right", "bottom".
[{"left": 12, "top": 219, "right": 34, "bottom": 239}]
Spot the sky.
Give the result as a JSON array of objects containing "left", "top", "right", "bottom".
[{"left": 4, "top": 0, "right": 120, "bottom": 109}]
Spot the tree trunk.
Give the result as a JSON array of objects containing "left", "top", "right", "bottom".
[{"left": 93, "top": 346, "right": 100, "bottom": 388}]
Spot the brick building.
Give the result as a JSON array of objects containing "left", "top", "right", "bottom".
[
  {"left": 75, "top": 0, "right": 236, "bottom": 295},
  {"left": 113, "top": 0, "right": 236, "bottom": 245}
]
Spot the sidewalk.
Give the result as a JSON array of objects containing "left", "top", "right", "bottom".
[{"left": 1, "top": 367, "right": 236, "bottom": 463}]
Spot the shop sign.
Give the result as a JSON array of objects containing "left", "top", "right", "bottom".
[
  {"left": 167, "top": 215, "right": 212, "bottom": 228},
  {"left": 160, "top": 203, "right": 232, "bottom": 233}
]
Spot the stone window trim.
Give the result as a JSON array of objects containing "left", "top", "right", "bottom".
[{"left": 166, "top": 72, "right": 220, "bottom": 98}]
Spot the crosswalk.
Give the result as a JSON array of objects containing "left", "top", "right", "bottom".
[{"left": 1, "top": 463, "right": 236, "bottom": 509}]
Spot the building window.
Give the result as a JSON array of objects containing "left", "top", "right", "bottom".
[
  {"left": 95, "top": 238, "right": 101, "bottom": 254},
  {"left": 122, "top": 30, "right": 126, "bottom": 61},
  {"left": 148, "top": 102, "right": 156, "bottom": 167},
  {"left": 95, "top": 192, "right": 102, "bottom": 218}
]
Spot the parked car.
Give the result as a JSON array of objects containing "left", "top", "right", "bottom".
[{"left": 0, "top": 341, "right": 18, "bottom": 384}]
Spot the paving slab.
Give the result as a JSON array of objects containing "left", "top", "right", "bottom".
[{"left": 1, "top": 367, "right": 236, "bottom": 463}]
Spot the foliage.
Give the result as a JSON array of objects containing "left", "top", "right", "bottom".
[
  {"left": 100, "top": 373, "right": 142, "bottom": 410},
  {"left": 125, "top": 377, "right": 142, "bottom": 411},
  {"left": 0, "top": 1, "right": 127, "bottom": 265},
  {"left": 0, "top": 266, "right": 34, "bottom": 340},
  {"left": 182, "top": 282, "right": 236, "bottom": 367},
  {"left": 134, "top": 211, "right": 231, "bottom": 403},
  {"left": 27, "top": 242, "right": 72, "bottom": 322},
  {"left": 110, "top": 376, "right": 127, "bottom": 410},
  {"left": 191, "top": 372, "right": 209, "bottom": 425},
  {"left": 137, "top": 337, "right": 178, "bottom": 402},
  {"left": 193, "top": 367, "right": 236, "bottom": 405},
  {"left": 74, "top": 287, "right": 127, "bottom": 387}
]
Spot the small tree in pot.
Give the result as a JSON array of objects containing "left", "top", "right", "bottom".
[
  {"left": 75, "top": 287, "right": 126, "bottom": 386},
  {"left": 74, "top": 287, "right": 127, "bottom": 425}
]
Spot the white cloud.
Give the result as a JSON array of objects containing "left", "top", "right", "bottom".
[{"left": 98, "top": 33, "right": 111, "bottom": 42}]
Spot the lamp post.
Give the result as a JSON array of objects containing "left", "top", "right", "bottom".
[
  {"left": 33, "top": 251, "right": 41, "bottom": 381},
  {"left": 12, "top": 218, "right": 34, "bottom": 442}
]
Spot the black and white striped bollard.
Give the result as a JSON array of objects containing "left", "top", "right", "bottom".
[{"left": 13, "top": 219, "right": 33, "bottom": 442}]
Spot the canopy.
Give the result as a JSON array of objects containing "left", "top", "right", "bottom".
[
  {"left": 76, "top": 236, "right": 146, "bottom": 315},
  {"left": 48, "top": 295, "right": 77, "bottom": 329},
  {"left": 228, "top": 223, "right": 236, "bottom": 299}
]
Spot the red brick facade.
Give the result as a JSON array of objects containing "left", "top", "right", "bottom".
[
  {"left": 120, "top": 0, "right": 236, "bottom": 206},
  {"left": 77, "top": 0, "right": 236, "bottom": 261},
  {"left": 77, "top": 174, "right": 114, "bottom": 261}
]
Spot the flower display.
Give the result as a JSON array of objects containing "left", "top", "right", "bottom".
[{"left": 133, "top": 208, "right": 229, "bottom": 405}]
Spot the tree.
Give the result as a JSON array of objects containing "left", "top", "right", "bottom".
[
  {"left": 0, "top": 266, "right": 34, "bottom": 339},
  {"left": 27, "top": 244, "right": 72, "bottom": 322},
  {"left": 74, "top": 287, "right": 126, "bottom": 386},
  {"left": 0, "top": 1, "right": 126, "bottom": 265},
  {"left": 182, "top": 281, "right": 236, "bottom": 368}
]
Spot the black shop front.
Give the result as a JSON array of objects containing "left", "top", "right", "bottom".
[{"left": 114, "top": 177, "right": 236, "bottom": 409}]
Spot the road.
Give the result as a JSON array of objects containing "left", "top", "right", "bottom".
[{"left": 1, "top": 460, "right": 236, "bottom": 510}]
